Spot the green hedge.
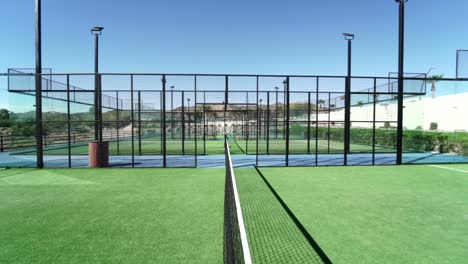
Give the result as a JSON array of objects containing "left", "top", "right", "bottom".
[{"left": 290, "top": 124, "right": 468, "bottom": 154}]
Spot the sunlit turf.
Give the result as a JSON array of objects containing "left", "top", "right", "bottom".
[
  {"left": 16, "top": 137, "right": 402, "bottom": 157},
  {"left": 0, "top": 168, "right": 224, "bottom": 264},
  {"left": 260, "top": 165, "right": 468, "bottom": 264},
  {"left": 234, "top": 139, "right": 398, "bottom": 154}
]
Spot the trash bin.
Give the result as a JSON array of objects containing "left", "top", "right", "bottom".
[{"left": 89, "top": 141, "right": 109, "bottom": 168}]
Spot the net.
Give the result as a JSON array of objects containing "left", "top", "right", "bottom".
[
  {"left": 234, "top": 167, "right": 330, "bottom": 264},
  {"left": 224, "top": 135, "right": 252, "bottom": 264}
]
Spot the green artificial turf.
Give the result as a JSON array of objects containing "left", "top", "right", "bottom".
[
  {"left": 0, "top": 168, "right": 224, "bottom": 264},
  {"left": 234, "top": 139, "right": 398, "bottom": 154},
  {"left": 260, "top": 165, "right": 468, "bottom": 264},
  {"left": 16, "top": 138, "right": 402, "bottom": 157}
]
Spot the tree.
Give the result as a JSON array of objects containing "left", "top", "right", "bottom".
[
  {"left": 0, "top": 109, "right": 9, "bottom": 127},
  {"left": 428, "top": 74, "right": 444, "bottom": 99},
  {"left": 317, "top": 100, "right": 325, "bottom": 109}
]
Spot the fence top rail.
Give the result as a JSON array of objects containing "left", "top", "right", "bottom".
[
  {"left": 1, "top": 72, "right": 466, "bottom": 81},
  {"left": 8, "top": 89, "right": 426, "bottom": 95}
]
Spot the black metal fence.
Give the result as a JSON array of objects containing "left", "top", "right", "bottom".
[{"left": 2, "top": 72, "right": 468, "bottom": 168}]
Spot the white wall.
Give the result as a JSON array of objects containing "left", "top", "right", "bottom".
[{"left": 311, "top": 93, "right": 468, "bottom": 132}]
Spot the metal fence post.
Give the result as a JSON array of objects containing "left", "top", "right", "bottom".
[
  {"left": 225, "top": 75, "right": 229, "bottom": 135},
  {"left": 266, "top": 91, "right": 270, "bottom": 154},
  {"left": 182, "top": 91, "right": 185, "bottom": 155},
  {"left": 307, "top": 92, "right": 311, "bottom": 154},
  {"left": 116, "top": 91, "right": 120, "bottom": 155},
  {"left": 160, "top": 92, "right": 163, "bottom": 155},
  {"left": 67, "top": 74, "right": 71, "bottom": 168},
  {"left": 131, "top": 75, "right": 135, "bottom": 168},
  {"left": 162, "top": 75, "right": 167, "bottom": 168},
  {"left": 373, "top": 78, "right": 377, "bottom": 165},
  {"left": 327, "top": 92, "right": 331, "bottom": 154},
  {"left": 194, "top": 75, "right": 198, "bottom": 167},
  {"left": 138, "top": 91, "right": 142, "bottom": 156},
  {"left": 396, "top": 0, "right": 406, "bottom": 165},
  {"left": 285, "top": 77, "right": 290, "bottom": 167},
  {"left": 256, "top": 77, "right": 259, "bottom": 166},
  {"left": 315, "top": 78, "right": 320, "bottom": 166},
  {"left": 35, "top": 0, "right": 44, "bottom": 168},
  {"left": 344, "top": 76, "right": 351, "bottom": 166},
  {"left": 275, "top": 89, "right": 279, "bottom": 139},
  {"left": 246, "top": 92, "right": 249, "bottom": 153},
  {"left": 203, "top": 91, "right": 206, "bottom": 155}
]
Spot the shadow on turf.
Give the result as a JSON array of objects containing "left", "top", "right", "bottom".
[{"left": 253, "top": 165, "right": 333, "bottom": 264}]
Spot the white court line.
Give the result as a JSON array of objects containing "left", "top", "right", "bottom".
[{"left": 429, "top": 165, "right": 468, "bottom": 173}]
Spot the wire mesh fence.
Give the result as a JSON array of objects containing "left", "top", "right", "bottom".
[{"left": 3, "top": 71, "right": 468, "bottom": 168}]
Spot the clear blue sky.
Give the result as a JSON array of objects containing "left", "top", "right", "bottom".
[{"left": 1, "top": 0, "right": 468, "bottom": 77}]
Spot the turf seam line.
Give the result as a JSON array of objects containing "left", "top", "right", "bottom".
[
  {"left": 253, "top": 165, "right": 333, "bottom": 264},
  {"left": 429, "top": 165, "right": 468, "bottom": 173}
]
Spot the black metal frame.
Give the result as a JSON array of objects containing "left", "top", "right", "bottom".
[
  {"left": 35, "top": 0, "right": 44, "bottom": 168},
  {"left": 3, "top": 71, "right": 437, "bottom": 169}
]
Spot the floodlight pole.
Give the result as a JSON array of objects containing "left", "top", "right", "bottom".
[
  {"left": 91, "top": 26, "right": 104, "bottom": 167},
  {"left": 35, "top": 0, "right": 44, "bottom": 168},
  {"left": 395, "top": 0, "right": 407, "bottom": 165},
  {"left": 91, "top": 27, "right": 104, "bottom": 143},
  {"left": 343, "top": 33, "right": 354, "bottom": 166}
]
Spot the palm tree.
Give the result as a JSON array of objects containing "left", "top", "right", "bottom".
[
  {"left": 428, "top": 74, "right": 444, "bottom": 99},
  {"left": 317, "top": 99, "right": 325, "bottom": 109}
]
